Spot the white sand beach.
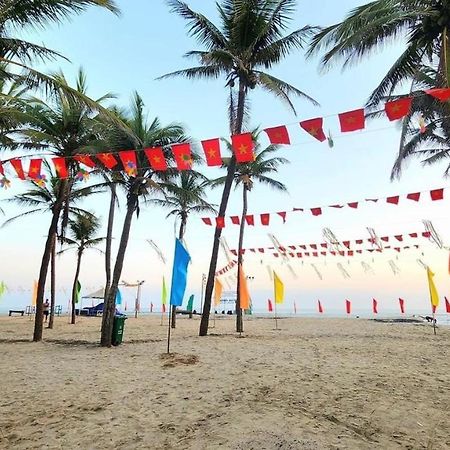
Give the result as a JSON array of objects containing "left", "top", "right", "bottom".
[{"left": 0, "top": 315, "right": 449, "bottom": 449}]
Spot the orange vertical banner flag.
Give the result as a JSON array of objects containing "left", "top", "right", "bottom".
[{"left": 239, "top": 264, "right": 250, "bottom": 310}]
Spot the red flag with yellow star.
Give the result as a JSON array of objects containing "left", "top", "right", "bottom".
[
  {"left": 52, "top": 157, "right": 68, "bottom": 178},
  {"left": 28, "top": 159, "right": 42, "bottom": 179},
  {"left": 231, "top": 133, "right": 254, "bottom": 163},
  {"left": 299, "top": 118, "right": 326, "bottom": 142},
  {"left": 97, "top": 153, "right": 117, "bottom": 169},
  {"left": 10, "top": 159, "right": 26, "bottom": 179},
  {"left": 0, "top": 161, "right": 4, "bottom": 176},
  {"left": 172, "top": 143, "right": 193, "bottom": 170},
  {"left": 201, "top": 138, "right": 222, "bottom": 166},
  {"left": 144, "top": 147, "right": 167, "bottom": 171},
  {"left": 385, "top": 98, "right": 412, "bottom": 121},
  {"left": 74, "top": 154, "right": 96, "bottom": 168},
  {"left": 264, "top": 125, "right": 290, "bottom": 144},
  {"left": 118, "top": 150, "right": 138, "bottom": 177},
  {"left": 339, "top": 109, "right": 365, "bottom": 132},
  {"left": 426, "top": 88, "right": 450, "bottom": 102}
]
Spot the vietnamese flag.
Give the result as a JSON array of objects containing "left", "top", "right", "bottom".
[
  {"left": 74, "top": 154, "right": 96, "bottom": 168},
  {"left": 406, "top": 192, "right": 421, "bottom": 201},
  {"left": 201, "top": 138, "right": 222, "bottom": 166},
  {"left": 317, "top": 300, "right": 324, "bottom": 314},
  {"left": 260, "top": 213, "right": 270, "bottom": 226},
  {"left": 215, "top": 216, "right": 225, "bottom": 229},
  {"left": 10, "top": 159, "right": 26, "bottom": 180},
  {"left": 339, "top": 109, "right": 365, "bottom": 132},
  {"left": 345, "top": 299, "right": 351, "bottom": 315},
  {"left": 264, "top": 125, "right": 290, "bottom": 145},
  {"left": 52, "top": 157, "right": 68, "bottom": 178},
  {"left": 118, "top": 150, "right": 137, "bottom": 177},
  {"left": 172, "top": 143, "right": 193, "bottom": 170},
  {"left": 27, "top": 159, "right": 42, "bottom": 179},
  {"left": 426, "top": 88, "right": 450, "bottom": 102},
  {"left": 399, "top": 298, "right": 405, "bottom": 314},
  {"left": 97, "top": 152, "right": 118, "bottom": 169},
  {"left": 372, "top": 298, "right": 378, "bottom": 314},
  {"left": 445, "top": 297, "right": 450, "bottom": 313},
  {"left": 385, "top": 98, "right": 412, "bottom": 121},
  {"left": 231, "top": 133, "right": 254, "bottom": 163},
  {"left": 300, "top": 117, "right": 326, "bottom": 142},
  {"left": 267, "top": 299, "right": 273, "bottom": 312},
  {"left": 230, "top": 216, "right": 240, "bottom": 225},
  {"left": 430, "top": 188, "right": 444, "bottom": 201},
  {"left": 245, "top": 215, "right": 255, "bottom": 226},
  {"left": 144, "top": 147, "right": 168, "bottom": 171}
]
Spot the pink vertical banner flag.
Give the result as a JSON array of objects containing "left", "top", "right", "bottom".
[
  {"left": 399, "top": 298, "right": 405, "bottom": 314},
  {"left": 267, "top": 299, "right": 273, "bottom": 312},
  {"left": 372, "top": 298, "right": 378, "bottom": 314},
  {"left": 345, "top": 299, "right": 351, "bottom": 315},
  {"left": 318, "top": 300, "right": 324, "bottom": 314}
]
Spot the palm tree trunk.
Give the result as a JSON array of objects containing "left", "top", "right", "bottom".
[
  {"left": 71, "top": 249, "right": 82, "bottom": 325},
  {"left": 442, "top": 28, "right": 450, "bottom": 87},
  {"left": 33, "top": 179, "right": 67, "bottom": 342},
  {"left": 48, "top": 232, "right": 56, "bottom": 329},
  {"left": 199, "top": 79, "right": 246, "bottom": 336},
  {"left": 100, "top": 193, "right": 137, "bottom": 347},
  {"left": 104, "top": 183, "right": 116, "bottom": 302},
  {"left": 236, "top": 184, "right": 248, "bottom": 333}
]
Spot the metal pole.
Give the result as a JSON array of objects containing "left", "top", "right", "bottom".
[
  {"left": 200, "top": 273, "right": 205, "bottom": 314},
  {"left": 274, "top": 299, "right": 279, "bottom": 330},
  {"left": 167, "top": 302, "right": 172, "bottom": 354}
]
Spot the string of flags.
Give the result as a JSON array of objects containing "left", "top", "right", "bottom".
[
  {"left": 201, "top": 188, "right": 446, "bottom": 228},
  {"left": 1, "top": 88, "right": 449, "bottom": 189}
]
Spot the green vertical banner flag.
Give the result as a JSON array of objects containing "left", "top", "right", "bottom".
[
  {"left": 187, "top": 294, "right": 194, "bottom": 312},
  {"left": 162, "top": 276, "right": 168, "bottom": 311},
  {"left": 0, "top": 281, "right": 6, "bottom": 300},
  {"left": 75, "top": 280, "right": 81, "bottom": 304}
]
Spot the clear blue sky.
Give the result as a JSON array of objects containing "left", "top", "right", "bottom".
[{"left": 1, "top": 0, "right": 449, "bottom": 315}]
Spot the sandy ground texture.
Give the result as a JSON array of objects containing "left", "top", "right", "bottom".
[{"left": 0, "top": 314, "right": 449, "bottom": 450}]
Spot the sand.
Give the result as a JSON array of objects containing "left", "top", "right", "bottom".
[{"left": 0, "top": 314, "right": 449, "bottom": 450}]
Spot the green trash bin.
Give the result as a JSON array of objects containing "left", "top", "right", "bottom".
[{"left": 112, "top": 315, "right": 127, "bottom": 346}]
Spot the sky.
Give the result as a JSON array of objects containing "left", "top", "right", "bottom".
[{"left": 0, "top": 0, "right": 449, "bottom": 316}]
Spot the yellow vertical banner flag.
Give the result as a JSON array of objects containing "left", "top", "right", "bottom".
[
  {"left": 162, "top": 276, "right": 167, "bottom": 306},
  {"left": 273, "top": 271, "right": 284, "bottom": 304},
  {"left": 31, "top": 280, "right": 38, "bottom": 306},
  {"left": 427, "top": 267, "right": 439, "bottom": 309},
  {"left": 214, "top": 278, "right": 223, "bottom": 306},
  {"left": 239, "top": 264, "right": 250, "bottom": 310}
]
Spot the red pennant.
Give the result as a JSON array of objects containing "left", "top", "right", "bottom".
[
  {"left": 339, "top": 109, "right": 365, "bottom": 132},
  {"left": 201, "top": 138, "right": 222, "bottom": 166},
  {"left": 381, "top": 237, "right": 389, "bottom": 242},
  {"left": 74, "top": 154, "right": 96, "bottom": 168},
  {"left": 230, "top": 216, "right": 240, "bottom": 225},
  {"left": 296, "top": 252, "right": 302, "bottom": 258},
  {"left": 231, "top": 133, "right": 254, "bottom": 163},
  {"left": 445, "top": 297, "right": 450, "bottom": 313},
  {"left": 321, "top": 251, "right": 326, "bottom": 256},
  {"left": 321, "top": 243, "right": 328, "bottom": 248},
  {"left": 372, "top": 298, "right": 378, "bottom": 314},
  {"left": 426, "top": 88, "right": 450, "bottom": 102},
  {"left": 0, "top": 161, "right": 4, "bottom": 176},
  {"left": 318, "top": 300, "right": 324, "bottom": 314},
  {"left": 10, "top": 159, "right": 26, "bottom": 180},
  {"left": 356, "top": 250, "right": 362, "bottom": 254},
  {"left": 385, "top": 97, "right": 412, "bottom": 121},
  {"left": 348, "top": 202, "right": 358, "bottom": 209},
  {"left": 399, "top": 298, "right": 405, "bottom": 314},
  {"left": 260, "top": 213, "right": 270, "bottom": 226},
  {"left": 313, "top": 252, "right": 318, "bottom": 257},
  {"left": 258, "top": 248, "right": 265, "bottom": 253},
  {"left": 215, "top": 217, "right": 225, "bottom": 229},
  {"left": 345, "top": 299, "right": 351, "bottom": 315},
  {"left": 52, "top": 157, "right": 68, "bottom": 178},
  {"left": 394, "top": 235, "right": 403, "bottom": 242},
  {"left": 277, "top": 211, "right": 287, "bottom": 223},
  {"left": 27, "top": 159, "right": 42, "bottom": 179},
  {"left": 268, "top": 299, "right": 273, "bottom": 312},
  {"left": 97, "top": 153, "right": 118, "bottom": 169},
  {"left": 366, "top": 198, "right": 379, "bottom": 202},
  {"left": 386, "top": 196, "right": 399, "bottom": 205},
  {"left": 409, "top": 233, "right": 418, "bottom": 238},
  {"left": 355, "top": 239, "right": 363, "bottom": 245},
  {"left": 245, "top": 215, "right": 254, "bottom": 226},
  {"left": 201, "top": 218, "right": 212, "bottom": 226},
  {"left": 422, "top": 231, "right": 431, "bottom": 238},
  {"left": 343, "top": 241, "right": 351, "bottom": 249},
  {"left": 310, "top": 244, "right": 317, "bottom": 250},
  {"left": 329, "top": 204, "right": 344, "bottom": 208},
  {"left": 144, "top": 147, "right": 167, "bottom": 171},
  {"left": 264, "top": 125, "right": 290, "bottom": 145},
  {"left": 430, "top": 188, "right": 444, "bottom": 201},
  {"left": 311, "top": 207, "right": 322, "bottom": 216},
  {"left": 406, "top": 192, "right": 420, "bottom": 201},
  {"left": 118, "top": 150, "right": 137, "bottom": 176},
  {"left": 172, "top": 143, "right": 193, "bottom": 170},
  {"left": 300, "top": 117, "right": 326, "bottom": 142}
]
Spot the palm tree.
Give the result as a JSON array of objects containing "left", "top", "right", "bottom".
[
  {"left": 308, "top": 0, "right": 450, "bottom": 107},
  {"left": 212, "top": 137, "right": 288, "bottom": 332},
  {"left": 2, "top": 170, "right": 101, "bottom": 328},
  {"left": 59, "top": 214, "right": 105, "bottom": 324},
  {"left": 154, "top": 171, "right": 216, "bottom": 327},
  {"left": 163, "top": 0, "right": 318, "bottom": 336},
  {"left": 9, "top": 69, "right": 111, "bottom": 341},
  {"left": 100, "top": 92, "right": 186, "bottom": 347}
]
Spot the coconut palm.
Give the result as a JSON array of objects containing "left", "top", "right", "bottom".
[
  {"left": 100, "top": 92, "right": 187, "bottom": 347},
  {"left": 8, "top": 69, "right": 112, "bottom": 341},
  {"left": 2, "top": 170, "right": 101, "bottom": 328},
  {"left": 212, "top": 136, "right": 288, "bottom": 332},
  {"left": 163, "top": 0, "right": 318, "bottom": 336},
  {"left": 308, "top": 0, "right": 450, "bottom": 107},
  {"left": 59, "top": 214, "right": 105, "bottom": 324},
  {"left": 154, "top": 171, "right": 217, "bottom": 327}
]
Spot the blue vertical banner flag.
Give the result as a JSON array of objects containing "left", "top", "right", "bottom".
[
  {"left": 169, "top": 239, "right": 191, "bottom": 307},
  {"left": 116, "top": 288, "right": 122, "bottom": 305}
]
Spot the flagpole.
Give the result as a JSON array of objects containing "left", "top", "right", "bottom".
[
  {"left": 167, "top": 303, "right": 172, "bottom": 354},
  {"left": 274, "top": 299, "right": 278, "bottom": 330}
]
